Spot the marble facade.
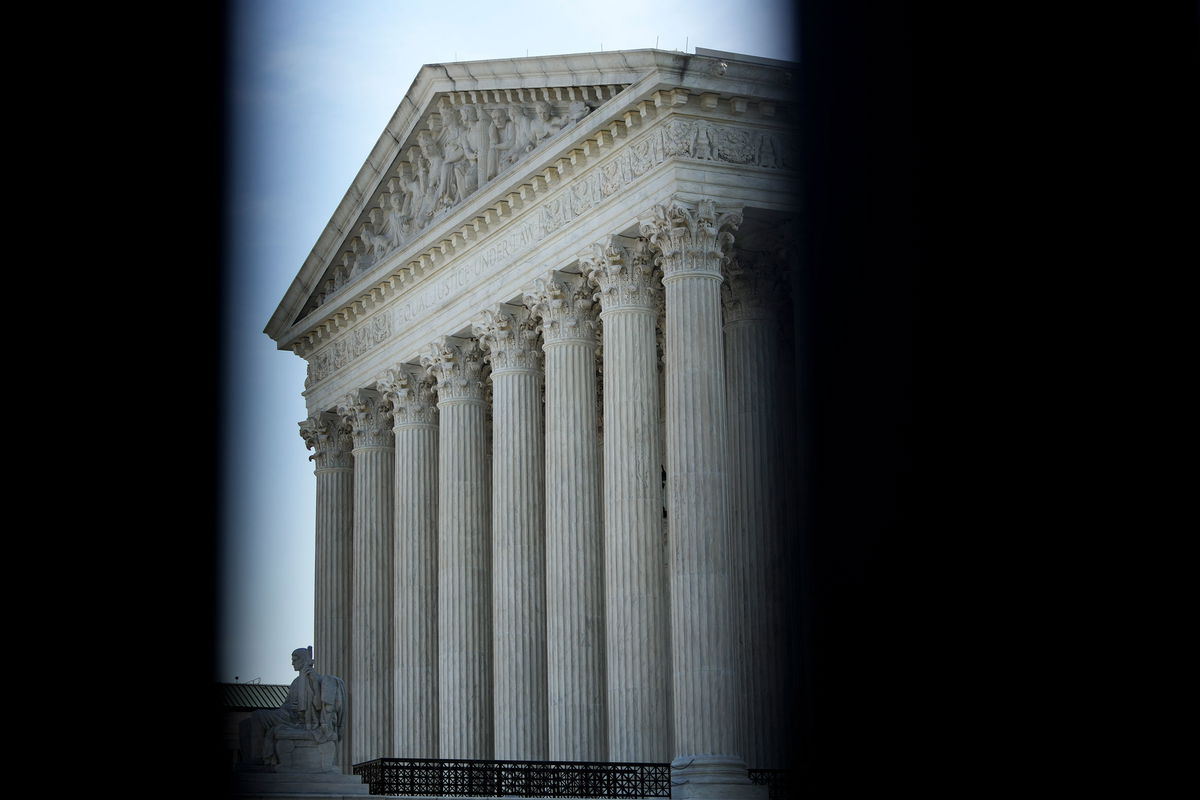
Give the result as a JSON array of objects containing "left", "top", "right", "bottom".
[{"left": 266, "top": 48, "right": 801, "bottom": 797}]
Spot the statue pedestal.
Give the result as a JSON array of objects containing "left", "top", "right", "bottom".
[{"left": 272, "top": 729, "right": 337, "bottom": 773}]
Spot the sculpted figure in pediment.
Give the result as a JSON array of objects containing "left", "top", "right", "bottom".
[
  {"left": 395, "top": 163, "right": 422, "bottom": 222},
  {"left": 382, "top": 192, "right": 410, "bottom": 249},
  {"left": 411, "top": 151, "right": 438, "bottom": 227},
  {"left": 416, "top": 129, "right": 446, "bottom": 212},
  {"left": 438, "top": 109, "right": 476, "bottom": 207},
  {"left": 458, "top": 105, "right": 489, "bottom": 194},
  {"left": 526, "top": 101, "right": 566, "bottom": 150},
  {"left": 568, "top": 100, "right": 590, "bottom": 125},
  {"left": 360, "top": 225, "right": 391, "bottom": 262},
  {"left": 487, "top": 107, "right": 519, "bottom": 180},
  {"left": 509, "top": 105, "right": 537, "bottom": 156}
]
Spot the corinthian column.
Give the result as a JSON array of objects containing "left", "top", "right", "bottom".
[
  {"left": 642, "top": 199, "right": 765, "bottom": 798},
  {"left": 338, "top": 387, "right": 395, "bottom": 764},
  {"left": 299, "top": 411, "right": 354, "bottom": 771},
  {"left": 585, "top": 236, "right": 672, "bottom": 763},
  {"left": 473, "top": 304, "right": 548, "bottom": 760},
  {"left": 525, "top": 271, "right": 607, "bottom": 762},
  {"left": 377, "top": 365, "right": 439, "bottom": 759},
  {"left": 722, "top": 250, "right": 790, "bottom": 770},
  {"left": 421, "top": 335, "right": 492, "bottom": 759}
]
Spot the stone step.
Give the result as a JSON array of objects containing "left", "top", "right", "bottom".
[
  {"left": 230, "top": 770, "right": 372, "bottom": 796},
  {"left": 234, "top": 772, "right": 366, "bottom": 784},
  {"left": 232, "top": 795, "right": 372, "bottom": 800}
]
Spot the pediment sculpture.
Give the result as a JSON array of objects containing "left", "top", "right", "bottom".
[{"left": 310, "top": 96, "right": 593, "bottom": 309}]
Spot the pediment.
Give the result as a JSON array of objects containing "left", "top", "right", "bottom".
[
  {"left": 264, "top": 49, "right": 800, "bottom": 348},
  {"left": 298, "top": 87, "right": 620, "bottom": 322}
]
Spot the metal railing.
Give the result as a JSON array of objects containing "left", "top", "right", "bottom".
[
  {"left": 352, "top": 757, "right": 672, "bottom": 797},
  {"left": 748, "top": 768, "right": 790, "bottom": 800}
]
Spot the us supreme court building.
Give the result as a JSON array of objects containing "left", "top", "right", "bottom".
[{"left": 264, "top": 48, "right": 806, "bottom": 797}]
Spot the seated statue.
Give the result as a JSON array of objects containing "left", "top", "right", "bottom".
[{"left": 238, "top": 647, "right": 346, "bottom": 772}]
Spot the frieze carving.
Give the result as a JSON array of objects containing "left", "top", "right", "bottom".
[
  {"left": 660, "top": 117, "right": 793, "bottom": 169},
  {"left": 472, "top": 303, "right": 542, "bottom": 375},
  {"left": 585, "top": 235, "right": 660, "bottom": 312},
  {"left": 641, "top": 199, "right": 743, "bottom": 280},
  {"left": 721, "top": 250, "right": 788, "bottom": 323},
  {"left": 305, "top": 314, "right": 391, "bottom": 389},
  {"left": 299, "top": 412, "right": 354, "bottom": 470},
  {"left": 302, "top": 113, "right": 794, "bottom": 388},
  {"left": 421, "top": 335, "right": 487, "bottom": 403},
  {"left": 377, "top": 364, "right": 438, "bottom": 427},
  {"left": 524, "top": 271, "right": 597, "bottom": 345},
  {"left": 337, "top": 388, "right": 393, "bottom": 449}
]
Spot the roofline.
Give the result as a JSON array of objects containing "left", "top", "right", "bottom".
[{"left": 264, "top": 47, "right": 798, "bottom": 343}]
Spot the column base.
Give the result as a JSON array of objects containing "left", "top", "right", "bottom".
[{"left": 670, "top": 755, "right": 769, "bottom": 799}]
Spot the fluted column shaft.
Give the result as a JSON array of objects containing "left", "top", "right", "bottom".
[
  {"left": 526, "top": 272, "right": 607, "bottom": 762},
  {"left": 587, "top": 237, "right": 672, "bottom": 762},
  {"left": 379, "top": 366, "right": 439, "bottom": 758},
  {"left": 300, "top": 412, "right": 354, "bottom": 771},
  {"left": 723, "top": 253, "right": 790, "bottom": 769},
  {"left": 643, "top": 200, "right": 764, "bottom": 798},
  {"left": 423, "top": 336, "right": 493, "bottom": 760},
  {"left": 474, "top": 305, "right": 548, "bottom": 759},
  {"left": 340, "top": 388, "right": 395, "bottom": 764}
]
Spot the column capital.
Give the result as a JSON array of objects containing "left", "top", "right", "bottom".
[
  {"left": 472, "top": 303, "right": 543, "bottom": 376},
  {"left": 584, "top": 235, "right": 661, "bottom": 313},
  {"left": 377, "top": 364, "right": 439, "bottom": 428},
  {"left": 639, "top": 198, "right": 743, "bottom": 282},
  {"left": 524, "top": 270, "right": 597, "bottom": 345},
  {"left": 721, "top": 249, "right": 788, "bottom": 324},
  {"left": 337, "top": 387, "right": 394, "bottom": 449},
  {"left": 299, "top": 411, "right": 354, "bottom": 470},
  {"left": 421, "top": 335, "right": 488, "bottom": 403}
]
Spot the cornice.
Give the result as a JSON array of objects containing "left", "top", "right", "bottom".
[{"left": 265, "top": 49, "right": 798, "bottom": 347}]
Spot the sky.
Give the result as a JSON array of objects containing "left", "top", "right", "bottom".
[{"left": 218, "top": 0, "right": 799, "bottom": 686}]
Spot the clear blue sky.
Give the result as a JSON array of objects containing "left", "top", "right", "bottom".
[{"left": 218, "top": 0, "right": 798, "bottom": 686}]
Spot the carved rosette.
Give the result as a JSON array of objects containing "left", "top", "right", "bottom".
[
  {"left": 299, "top": 412, "right": 354, "bottom": 470},
  {"left": 337, "top": 388, "right": 394, "bottom": 449},
  {"left": 471, "top": 303, "right": 543, "bottom": 376},
  {"left": 377, "top": 364, "right": 438, "bottom": 428},
  {"left": 721, "top": 250, "right": 788, "bottom": 324},
  {"left": 420, "top": 335, "right": 488, "bottom": 403},
  {"left": 524, "top": 271, "right": 597, "bottom": 345},
  {"left": 640, "top": 199, "right": 743, "bottom": 282},
  {"left": 585, "top": 236, "right": 661, "bottom": 313}
]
